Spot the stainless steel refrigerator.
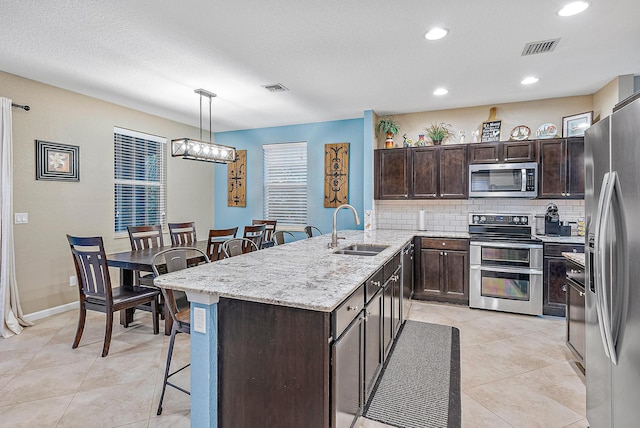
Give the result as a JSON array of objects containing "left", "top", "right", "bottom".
[{"left": 585, "top": 92, "right": 640, "bottom": 428}]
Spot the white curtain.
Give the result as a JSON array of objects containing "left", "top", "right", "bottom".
[{"left": 0, "top": 97, "right": 32, "bottom": 338}]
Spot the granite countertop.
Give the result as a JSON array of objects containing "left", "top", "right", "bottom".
[
  {"left": 534, "top": 234, "right": 586, "bottom": 245},
  {"left": 563, "top": 252, "right": 585, "bottom": 267},
  {"left": 154, "top": 230, "right": 414, "bottom": 313},
  {"left": 414, "top": 230, "right": 470, "bottom": 239}
]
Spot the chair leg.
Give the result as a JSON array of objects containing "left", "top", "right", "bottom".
[
  {"left": 157, "top": 326, "right": 178, "bottom": 415},
  {"left": 102, "top": 311, "right": 114, "bottom": 357},
  {"left": 72, "top": 305, "right": 86, "bottom": 349},
  {"left": 151, "top": 297, "right": 159, "bottom": 335}
]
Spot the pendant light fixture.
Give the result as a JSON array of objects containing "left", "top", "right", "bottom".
[{"left": 171, "top": 88, "right": 236, "bottom": 163}]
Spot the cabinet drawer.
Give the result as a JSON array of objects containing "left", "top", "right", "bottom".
[
  {"left": 333, "top": 285, "right": 365, "bottom": 339},
  {"left": 566, "top": 261, "right": 585, "bottom": 288},
  {"left": 365, "top": 269, "right": 384, "bottom": 303},
  {"left": 421, "top": 238, "right": 468, "bottom": 251},
  {"left": 383, "top": 252, "right": 401, "bottom": 281},
  {"left": 544, "top": 243, "right": 584, "bottom": 257}
]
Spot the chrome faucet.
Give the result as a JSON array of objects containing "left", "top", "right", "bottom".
[{"left": 330, "top": 204, "right": 361, "bottom": 248}]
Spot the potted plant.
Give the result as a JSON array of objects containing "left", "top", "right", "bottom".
[
  {"left": 425, "top": 122, "right": 455, "bottom": 145},
  {"left": 376, "top": 117, "right": 401, "bottom": 148}
]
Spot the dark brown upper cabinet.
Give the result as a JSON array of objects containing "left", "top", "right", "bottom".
[
  {"left": 374, "top": 148, "right": 409, "bottom": 199},
  {"left": 375, "top": 145, "right": 468, "bottom": 200},
  {"left": 538, "top": 137, "right": 584, "bottom": 199},
  {"left": 469, "top": 141, "right": 536, "bottom": 164}
]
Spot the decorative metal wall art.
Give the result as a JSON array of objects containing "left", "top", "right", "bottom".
[
  {"left": 227, "top": 149, "right": 246, "bottom": 207},
  {"left": 35, "top": 140, "right": 79, "bottom": 181},
  {"left": 324, "top": 142, "right": 349, "bottom": 208}
]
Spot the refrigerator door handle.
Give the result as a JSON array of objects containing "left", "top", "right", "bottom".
[
  {"left": 594, "top": 172, "right": 613, "bottom": 360},
  {"left": 599, "top": 171, "right": 620, "bottom": 364}
]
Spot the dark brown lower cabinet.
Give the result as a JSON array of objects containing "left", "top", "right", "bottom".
[
  {"left": 566, "top": 260, "right": 585, "bottom": 369},
  {"left": 415, "top": 238, "right": 469, "bottom": 304},
  {"left": 543, "top": 243, "right": 584, "bottom": 316}
]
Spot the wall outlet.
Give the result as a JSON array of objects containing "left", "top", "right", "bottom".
[
  {"left": 69, "top": 275, "right": 77, "bottom": 287},
  {"left": 193, "top": 307, "right": 206, "bottom": 334},
  {"left": 14, "top": 213, "right": 28, "bottom": 224}
]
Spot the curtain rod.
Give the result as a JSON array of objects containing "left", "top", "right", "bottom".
[{"left": 11, "top": 102, "right": 30, "bottom": 111}]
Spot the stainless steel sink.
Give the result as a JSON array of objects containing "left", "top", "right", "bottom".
[{"left": 333, "top": 244, "right": 388, "bottom": 256}]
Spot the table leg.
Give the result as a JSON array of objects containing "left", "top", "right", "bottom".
[
  {"left": 119, "top": 268, "right": 135, "bottom": 327},
  {"left": 164, "top": 301, "right": 173, "bottom": 335}
]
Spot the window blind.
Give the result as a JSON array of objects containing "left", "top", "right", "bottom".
[
  {"left": 263, "top": 142, "right": 307, "bottom": 225},
  {"left": 114, "top": 127, "right": 167, "bottom": 235}
]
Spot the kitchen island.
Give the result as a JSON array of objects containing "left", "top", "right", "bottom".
[{"left": 154, "top": 230, "right": 414, "bottom": 428}]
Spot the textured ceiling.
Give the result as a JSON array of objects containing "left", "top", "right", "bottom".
[{"left": 1, "top": 1, "right": 638, "bottom": 132}]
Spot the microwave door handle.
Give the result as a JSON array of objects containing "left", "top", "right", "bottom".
[
  {"left": 594, "top": 172, "right": 612, "bottom": 360},
  {"left": 521, "top": 169, "right": 526, "bottom": 191}
]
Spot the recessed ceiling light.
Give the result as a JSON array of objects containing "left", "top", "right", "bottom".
[
  {"left": 558, "top": 1, "right": 589, "bottom": 16},
  {"left": 433, "top": 88, "right": 448, "bottom": 96},
  {"left": 521, "top": 76, "right": 539, "bottom": 85},
  {"left": 425, "top": 27, "right": 449, "bottom": 41}
]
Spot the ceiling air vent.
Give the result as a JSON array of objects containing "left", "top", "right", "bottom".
[
  {"left": 521, "top": 38, "right": 560, "bottom": 56},
  {"left": 262, "top": 83, "right": 289, "bottom": 92}
]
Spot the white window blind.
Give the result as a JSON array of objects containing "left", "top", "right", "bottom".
[
  {"left": 114, "top": 127, "right": 167, "bottom": 236},
  {"left": 263, "top": 142, "right": 307, "bottom": 225}
]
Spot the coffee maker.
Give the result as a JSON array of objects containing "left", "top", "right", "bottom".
[{"left": 544, "top": 203, "right": 560, "bottom": 236}]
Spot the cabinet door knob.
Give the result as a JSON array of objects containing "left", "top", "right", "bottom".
[
  {"left": 372, "top": 280, "right": 381, "bottom": 288},
  {"left": 347, "top": 305, "right": 359, "bottom": 311},
  {"left": 444, "top": 252, "right": 448, "bottom": 256},
  {"left": 567, "top": 193, "right": 571, "bottom": 196},
  {"left": 440, "top": 251, "right": 444, "bottom": 256},
  {"left": 579, "top": 291, "right": 584, "bottom": 297},
  {"left": 562, "top": 285, "right": 567, "bottom": 292},
  {"left": 562, "top": 192, "right": 566, "bottom": 196}
]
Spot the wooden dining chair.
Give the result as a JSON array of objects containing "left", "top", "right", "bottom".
[
  {"left": 206, "top": 227, "right": 238, "bottom": 261},
  {"left": 273, "top": 230, "right": 296, "bottom": 245},
  {"left": 243, "top": 224, "right": 266, "bottom": 249},
  {"left": 127, "top": 225, "right": 165, "bottom": 285},
  {"left": 304, "top": 225, "right": 322, "bottom": 238},
  {"left": 67, "top": 235, "right": 160, "bottom": 357},
  {"left": 152, "top": 247, "right": 210, "bottom": 415},
  {"left": 252, "top": 219, "right": 277, "bottom": 247},
  {"left": 222, "top": 238, "right": 260, "bottom": 258},
  {"left": 168, "top": 222, "right": 197, "bottom": 246}
]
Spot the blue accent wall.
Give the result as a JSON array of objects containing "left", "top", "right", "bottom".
[{"left": 213, "top": 118, "right": 365, "bottom": 236}]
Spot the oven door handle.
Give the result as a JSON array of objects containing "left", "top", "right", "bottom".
[
  {"left": 470, "top": 241, "right": 543, "bottom": 249},
  {"left": 470, "top": 265, "right": 543, "bottom": 275}
]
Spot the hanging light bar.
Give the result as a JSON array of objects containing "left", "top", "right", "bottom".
[{"left": 171, "top": 88, "right": 237, "bottom": 163}]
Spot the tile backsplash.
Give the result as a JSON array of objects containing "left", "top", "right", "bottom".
[{"left": 374, "top": 199, "right": 585, "bottom": 232}]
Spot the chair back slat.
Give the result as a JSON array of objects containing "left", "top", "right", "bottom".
[
  {"left": 251, "top": 219, "right": 277, "bottom": 243},
  {"left": 304, "top": 225, "right": 322, "bottom": 238},
  {"left": 243, "top": 224, "right": 266, "bottom": 249},
  {"left": 207, "top": 227, "right": 238, "bottom": 261},
  {"left": 67, "top": 235, "right": 112, "bottom": 302},
  {"left": 127, "top": 225, "right": 164, "bottom": 250},
  {"left": 168, "top": 222, "right": 197, "bottom": 246}
]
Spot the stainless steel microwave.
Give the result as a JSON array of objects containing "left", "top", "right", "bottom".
[{"left": 468, "top": 162, "right": 538, "bottom": 198}]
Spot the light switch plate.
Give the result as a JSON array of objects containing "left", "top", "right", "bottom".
[{"left": 193, "top": 307, "right": 206, "bottom": 334}]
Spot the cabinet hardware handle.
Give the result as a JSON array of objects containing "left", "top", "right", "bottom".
[
  {"left": 444, "top": 252, "right": 448, "bottom": 256},
  {"left": 440, "top": 251, "right": 444, "bottom": 256},
  {"left": 567, "top": 193, "right": 571, "bottom": 196},
  {"left": 404, "top": 194, "right": 408, "bottom": 198},
  {"left": 562, "top": 192, "right": 566, "bottom": 196},
  {"left": 372, "top": 280, "right": 381, "bottom": 287},
  {"left": 579, "top": 291, "right": 584, "bottom": 297},
  {"left": 442, "top": 242, "right": 446, "bottom": 246},
  {"left": 572, "top": 249, "right": 577, "bottom": 253},
  {"left": 562, "top": 285, "right": 567, "bottom": 292},
  {"left": 347, "top": 305, "right": 359, "bottom": 311}
]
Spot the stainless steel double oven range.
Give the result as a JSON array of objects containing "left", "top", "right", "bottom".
[{"left": 469, "top": 213, "right": 543, "bottom": 316}]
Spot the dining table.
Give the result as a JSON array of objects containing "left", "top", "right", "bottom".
[{"left": 106, "top": 240, "right": 211, "bottom": 335}]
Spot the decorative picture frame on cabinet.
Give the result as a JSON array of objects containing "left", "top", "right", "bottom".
[
  {"left": 562, "top": 111, "right": 593, "bottom": 137},
  {"left": 35, "top": 140, "right": 79, "bottom": 181},
  {"left": 481, "top": 120, "right": 501, "bottom": 142}
]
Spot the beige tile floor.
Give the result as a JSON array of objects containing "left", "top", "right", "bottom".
[{"left": 0, "top": 301, "right": 586, "bottom": 427}]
